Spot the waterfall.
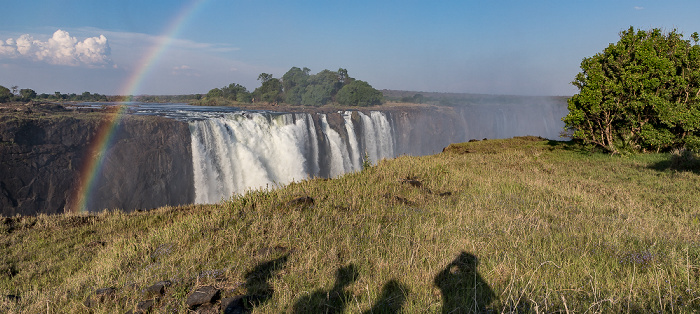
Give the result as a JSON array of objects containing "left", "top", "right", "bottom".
[
  {"left": 189, "top": 111, "right": 396, "bottom": 203},
  {"left": 190, "top": 112, "right": 314, "bottom": 204},
  {"left": 358, "top": 111, "right": 394, "bottom": 164},
  {"left": 342, "top": 111, "right": 361, "bottom": 170}
]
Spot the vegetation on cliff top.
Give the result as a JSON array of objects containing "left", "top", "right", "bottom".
[{"left": 1, "top": 137, "right": 699, "bottom": 313}]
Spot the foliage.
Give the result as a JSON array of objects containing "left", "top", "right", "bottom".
[
  {"left": 336, "top": 80, "right": 383, "bottom": 107},
  {"left": 564, "top": 27, "right": 700, "bottom": 153},
  {"left": 301, "top": 83, "right": 333, "bottom": 107},
  {"left": 253, "top": 78, "right": 283, "bottom": 104},
  {"left": 0, "top": 85, "right": 126, "bottom": 103},
  {"left": 19, "top": 89, "right": 36, "bottom": 101},
  {"left": 1, "top": 138, "right": 699, "bottom": 312},
  {"left": 400, "top": 93, "right": 424, "bottom": 103},
  {"left": 0, "top": 85, "right": 10, "bottom": 103},
  {"left": 297, "top": 69, "right": 345, "bottom": 106},
  {"left": 281, "top": 67, "right": 310, "bottom": 92},
  {"left": 203, "top": 83, "right": 251, "bottom": 105},
  {"left": 200, "top": 67, "right": 382, "bottom": 107}
]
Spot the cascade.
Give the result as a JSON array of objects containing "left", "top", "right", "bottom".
[{"left": 189, "top": 111, "right": 396, "bottom": 203}]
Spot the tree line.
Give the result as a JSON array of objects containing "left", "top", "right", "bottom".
[
  {"left": 0, "top": 85, "right": 113, "bottom": 103},
  {"left": 202, "top": 67, "right": 383, "bottom": 107},
  {"left": 0, "top": 84, "right": 206, "bottom": 104}
]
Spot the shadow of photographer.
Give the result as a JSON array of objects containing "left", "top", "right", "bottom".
[
  {"left": 362, "top": 279, "right": 409, "bottom": 314},
  {"left": 434, "top": 251, "right": 495, "bottom": 313},
  {"left": 292, "top": 263, "right": 359, "bottom": 313},
  {"left": 223, "top": 254, "right": 288, "bottom": 313},
  {"left": 292, "top": 264, "right": 410, "bottom": 313}
]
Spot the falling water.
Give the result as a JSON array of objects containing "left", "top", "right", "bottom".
[{"left": 189, "top": 111, "right": 396, "bottom": 203}]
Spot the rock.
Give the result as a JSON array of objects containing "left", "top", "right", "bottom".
[
  {"left": 135, "top": 299, "right": 154, "bottom": 313},
  {"left": 186, "top": 286, "right": 220, "bottom": 309},
  {"left": 153, "top": 280, "right": 172, "bottom": 287},
  {"left": 143, "top": 283, "right": 165, "bottom": 299},
  {"left": 194, "top": 302, "right": 220, "bottom": 313}
]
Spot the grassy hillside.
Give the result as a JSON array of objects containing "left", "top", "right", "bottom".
[{"left": 1, "top": 137, "right": 699, "bottom": 313}]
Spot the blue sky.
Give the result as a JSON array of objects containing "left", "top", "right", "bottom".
[{"left": 1, "top": 0, "right": 700, "bottom": 96}]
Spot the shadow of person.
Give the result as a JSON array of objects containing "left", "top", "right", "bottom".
[
  {"left": 242, "top": 254, "right": 288, "bottom": 309},
  {"left": 434, "top": 252, "right": 495, "bottom": 313},
  {"left": 292, "top": 264, "right": 359, "bottom": 313},
  {"left": 362, "top": 279, "right": 409, "bottom": 314}
]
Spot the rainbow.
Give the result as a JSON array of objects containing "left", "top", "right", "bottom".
[{"left": 68, "top": 0, "right": 207, "bottom": 212}]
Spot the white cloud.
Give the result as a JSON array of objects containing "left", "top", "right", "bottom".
[
  {"left": 171, "top": 65, "right": 201, "bottom": 77},
  {"left": 634, "top": 6, "right": 644, "bottom": 10},
  {"left": 0, "top": 29, "right": 112, "bottom": 67}
]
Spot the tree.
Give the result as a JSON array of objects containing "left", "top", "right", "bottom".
[
  {"left": 258, "top": 73, "right": 273, "bottom": 83},
  {"left": 20, "top": 88, "right": 37, "bottom": 101},
  {"left": 563, "top": 27, "right": 700, "bottom": 153},
  {"left": 206, "top": 88, "right": 223, "bottom": 99},
  {"left": 205, "top": 83, "right": 251, "bottom": 103},
  {"left": 282, "top": 67, "right": 310, "bottom": 92},
  {"left": 0, "top": 85, "right": 11, "bottom": 103},
  {"left": 302, "top": 84, "right": 333, "bottom": 107},
  {"left": 336, "top": 80, "right": 383, "bottom": 107},
  {"left": 253, "top": 77, "right": 283, "bottom": 103},
  {"left": 337, "top": 68, "right": 349, "bottom": 84}
]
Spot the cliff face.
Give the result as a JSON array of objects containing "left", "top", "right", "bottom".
[
  {"left": 81, "top": 115, "right": 194, "bottom": 213},
  {"left": 0, "top": 101, "right": 567, "bottom": 216},
  {"left": 0, "top": 106, "right": 193, "bottom": 216},
  {"left": 1, "top": 114, "right": 96, "bottom": 215}
]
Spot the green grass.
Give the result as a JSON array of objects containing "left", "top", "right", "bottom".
[{"left": 1, "top": 136, "right": 699, "bottom": 313}]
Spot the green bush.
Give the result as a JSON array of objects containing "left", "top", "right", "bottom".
[{"left": 564, "top": 27, "right": 700, "bottom": 153}]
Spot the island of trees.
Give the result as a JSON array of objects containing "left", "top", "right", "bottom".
[{"left": 199, "top": 67, "right": 383, "bottom": 107}]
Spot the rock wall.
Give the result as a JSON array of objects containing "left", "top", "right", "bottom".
[{"left": 0, "top": 107, "right": 193, "bottom": 216}]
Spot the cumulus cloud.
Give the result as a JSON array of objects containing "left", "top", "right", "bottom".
[{"left": 0, "top": 29, "right": 112, "bottom": 67}]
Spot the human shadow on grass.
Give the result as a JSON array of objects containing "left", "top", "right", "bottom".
[
  {"left": 292, "top": 264, "right": 409, "bottom": 314},
  {"left": 292, "top": 264, "right": 359, "bottom": 313},
  {"left": 224, "top": 254, "right": 288, "bottom": 313},
  {"left": 434, "top": 251, "right": 496, "bottom": 313},
  {"left": 362, "top": 279, "right": 409, "bottom": 314}
]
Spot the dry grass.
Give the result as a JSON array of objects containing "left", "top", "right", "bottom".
[{"left": 1, "top": 137, "right": 699, "bottom": 313}]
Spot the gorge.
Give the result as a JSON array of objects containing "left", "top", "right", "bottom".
[{"left": 0, "top": 98, "right": 568, "bottom": 216}]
